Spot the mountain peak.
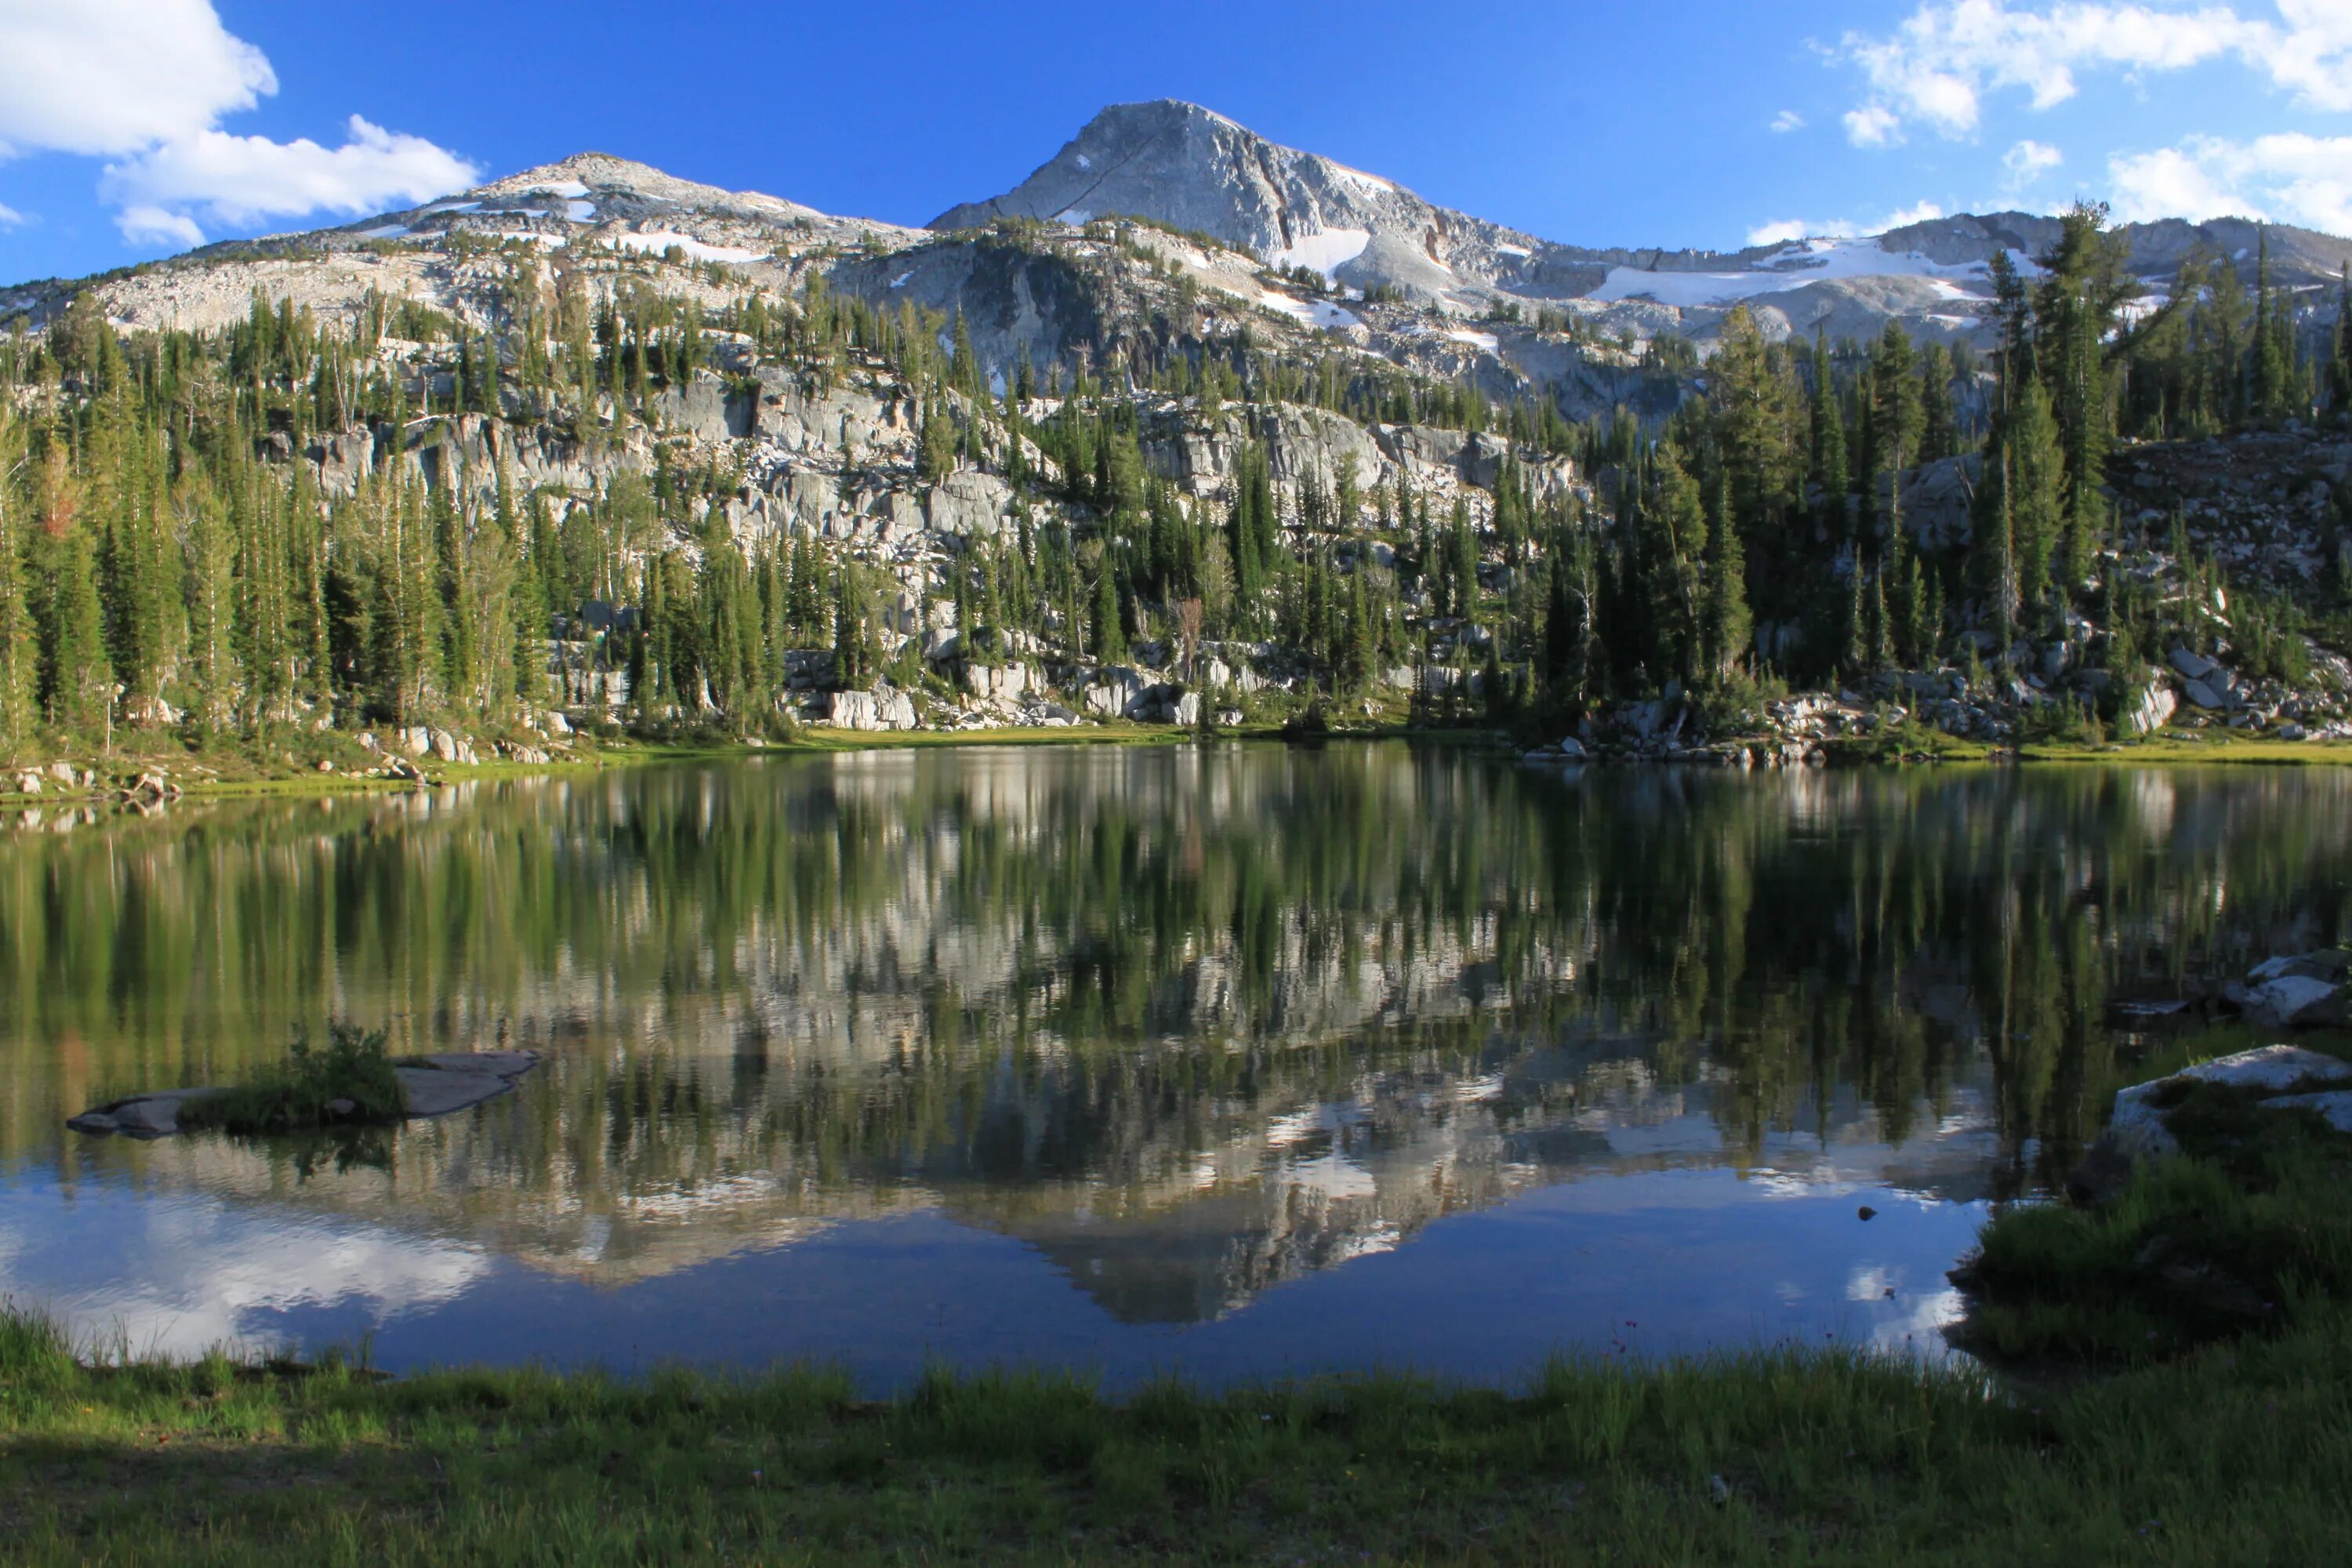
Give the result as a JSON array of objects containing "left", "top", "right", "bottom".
[{"left": 929, "top": 100, "right": 1518, "bottom": 303}]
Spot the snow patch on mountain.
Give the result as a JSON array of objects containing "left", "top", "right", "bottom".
[
  {"left": 1270, "top": 227, "right": 1370, "bottom": 279},
  {"left": 1589, "top": 238, "right": 2030, "bottom": 310},
  {"left": 615, "top": 230, "right": 765, "bottom": 264}
]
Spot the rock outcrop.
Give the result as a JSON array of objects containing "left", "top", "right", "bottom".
[{"left": 67, "top": 1052, "right": 543, "bottom": 1139}]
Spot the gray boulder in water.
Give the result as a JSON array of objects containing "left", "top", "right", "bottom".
[{"left": 67, "top": 1052, "right": 543, "bottom": 1139}]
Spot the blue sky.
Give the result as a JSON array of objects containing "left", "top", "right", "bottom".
[{"left": 3, "top": 0, "right": 2350, "bottom": 285}]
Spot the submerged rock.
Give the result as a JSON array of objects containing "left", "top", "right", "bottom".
[{"left": 67, "top": 1051, "right": 543, "bottom": 1139}]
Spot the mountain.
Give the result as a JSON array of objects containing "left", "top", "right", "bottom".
[
  {"left": 935, "top": 99, "right": 2352, "bottom": 345},
  {"left": 13, "top": 100, "right": 2352, "bottom": 405},
  {"left": 931, "top": 99, "right": 1546, "bottom": 305}
]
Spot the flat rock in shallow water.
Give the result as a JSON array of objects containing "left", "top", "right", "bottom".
[
  {"left": 67, "top": 1052, "right": 541, "bottom": 1138},
  {"left": 67, "top": 1089, "right": 224, "bottom": 1139},
  {"left": 394, "top": 1053, "right": 541, "bottom": 1116}
]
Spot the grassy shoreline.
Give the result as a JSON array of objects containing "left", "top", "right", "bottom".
[
  {"left": 3, "top": 1298, "right": 2347, "bottom": 1565},
  {"left": 3, "top": 720, "right": 2349, "bottom": 812}
]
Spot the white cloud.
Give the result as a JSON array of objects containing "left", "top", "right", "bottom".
[
  {"left": 1770, "top": 109, "right": 1807, "bottom": 132},
  {"left": 0, "top": 0, "right": 474, "bottom": 250},
  {"left": 1845, "top": 104, "right": 1905, "bottom": 147},
  {"left": 104, "top": 117, "right": 479, "bottom": 236},
  {"left": 2002, "top": 139, "right": 2065, "bottom": 187},
  {"left": 0, "top": 0, "right": 273, "bottom": 158},
  {"left": 116, "top": 205, "right": 208, "bottom": 249},
  {"left": 2109, "top": 133, "right": 2352, "bottom": 231},
  {"left": 0, "top": 201, "right": 22, "bottom": 229},
  {"left": 1835, "top": 2, "right": 2352, "bottom": 143}
]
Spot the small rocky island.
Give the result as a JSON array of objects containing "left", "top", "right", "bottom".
[{"left": 67, "top": 1051, "right": 542, "bottom": 1139}]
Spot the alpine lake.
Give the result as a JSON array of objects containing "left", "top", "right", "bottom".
[{"left": 2, "top": 742, "right": 2345, "bottom": 1390}]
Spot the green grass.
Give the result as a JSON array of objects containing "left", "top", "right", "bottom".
[
  {"left": 2017, "top": 731, "right": 2352, "bottom": 764},
  {"left": 172, "top": 1025, "right": 405, "bottom": 1135},
  {"left": 5, "top": 1301, "right": 2352, "bottom": 1564},
  {"left": 1953, "top": 1071, "right": 2352, "bottom": 1370}
]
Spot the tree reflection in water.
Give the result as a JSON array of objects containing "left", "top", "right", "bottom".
[{"left": 2, "top": 748, "right": 2343, "bottom": 1325}]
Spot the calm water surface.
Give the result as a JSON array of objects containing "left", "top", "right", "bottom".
[{"left": 2, "top": 746, "right": 2345, "bottom": 1388}]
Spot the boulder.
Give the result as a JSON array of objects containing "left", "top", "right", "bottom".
[
  {"left": 2182, "top": 677, "right": 2227, "bottom": 711},
  {"left": 2169, "top": 647, "right": 2219, "bottom": 681},
  {"left": 1172, "top": 691, "right": 1202, "bottom": 727},
  {"left": 67, "top": 1089, "right": 224, "bottom": 1138},
  {"left": 2266, "top": 1091, "right": 2352, "bottom": 1133},
  {"left": 2122, "top": 682, "right": 2177, "bottom": 736},
  {"left": 2249, "top": 949, "right": 2351, "bottom": 985},
  {"left": 818, "top": 689, "right": 918, "bottom": 731},
  {"left": 2228, "top": 973, "right": 2346, "bottom": 1029},
  {"left": 69, "top": 1054, "right": 542, "bottom": 1138},
  {"left": 394, "top": 1052, "right": 543, "bottom": 1117},
  {"left": 924, "top": 470, "right": 1012, "bottom": 537},
  {"left": 964, "top": 664, "right": 1033, "bottom": 702},
  {"left": 2083, "top": 1044, "right": 2352, "bottom": 1189},
  {"left": 1082, "top": 666, "right": 1148, "bottom": 719}
]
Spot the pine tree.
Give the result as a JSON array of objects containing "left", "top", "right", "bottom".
[
  {"left": 2035, "top": 203, "right": 2136, "bottom": 534},
  {"left": 1711, "top": 306, "right": 1802, "bottom": 534},
  {"left": 1867, "top": 321, "right": 1922, "bottom": 529},
  {"left": 33, "top": 448, "right": 112, "bottom": 731},
  {"left": 2009, "top": 380, "right": 2067, "bottom": 618},
  {"left": 370, "top": 477, "right": 439, "bottom": 726},
  {"left": 1446, "top": 495, "right": 1479, "bottom": 620},
  {"left": 180, "top": 474, "right": 240, "bottom": 732},
  {"left": 1091, "top": 561, "right": 1125, "bottom": 662},
  {"left": 918, "top": 396, "right": 956, "bottom": 483},
  {"left": 1809, "top": 332, "right": 1849, "bottom": 514},
  {"left": 1339, "top": 564, "right": 1372, "bottom": 693},
  {"left": 1842, "top": 556, "right": 1867, "bottom": 680},
  {"left": 1701, "top": 477, "right": 1751, "bottom": 685},
  {"left": 0, "top": 410, "right": 38, "bottom": 753},
  {"left": 1917, "top": 343, "right": 1957, "bottom": 464},
  {"left": 2252, "top": 230, "right": 2292, "bottom": 423}
]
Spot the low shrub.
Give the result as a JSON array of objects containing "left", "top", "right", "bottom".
[{"left": 176, "top": 1022, "right": 405, "bottom": 1134}]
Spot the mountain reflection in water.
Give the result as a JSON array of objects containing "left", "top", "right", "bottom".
[{"left": 0, "top": 747, "right": 2343, "bottom": 1376}]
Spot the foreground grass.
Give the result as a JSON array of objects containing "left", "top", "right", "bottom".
[{"left": 4, "top": 1302, "right": 2350, "bottom": 1566}]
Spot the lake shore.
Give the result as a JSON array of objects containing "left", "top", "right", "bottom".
[
  {"left": 4, "top": 717, "right": 2351, "bottom": 814},
  {"left": 5, "top": 1296, "right": 2347, "bottom": 1565}
]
